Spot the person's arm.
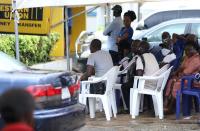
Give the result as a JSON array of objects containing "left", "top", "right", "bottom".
[
  {"left": 117, "top": 31, "right": 129, "bottom": 43},
  {"left": 117, "top": 27, "right": 133, "bottom": 43},
  {"left": 80, "top": 54, "right": 95, "bottom": 81},
  {"left": 80, "top": 65, "right": 95, "bottom": 81},
  {"left": 135, "top": 56, "right": 144, "bottom": 76},
  {"left": 103, "top": 21, "right": 115, "bottom": 36},
  {"left": 136, "top": 69, "right": 144, "bottom": 76}
]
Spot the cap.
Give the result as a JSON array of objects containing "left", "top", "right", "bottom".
[{"left": 112, "top": 5, "right": 122, "bottom": 13}]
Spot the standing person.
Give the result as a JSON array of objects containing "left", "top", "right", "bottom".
[
  {"left": 103, "top": 5, "right": 123, "bottom": 65},
  {"left": 117, "top": 10, "right": 136, "bottom": 60},
  {"left": 80, "top": 39, "right": 113, "bottom": 80},
  {"left": 0, "top": 89, "right": 35, "bottom": 131}
]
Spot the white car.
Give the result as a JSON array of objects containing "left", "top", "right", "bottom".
[{"left": 133, "top": 18, "right": 200, "bottom": 58}]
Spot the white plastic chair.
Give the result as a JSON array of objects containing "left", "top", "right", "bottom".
[
  {"left": 129, "top": 64, "right": 170, "bottom": 114},
  {"left": 130, "top": 66, "right": 173, "bottom": 119},
  {"left": 80, "top": 66, "right": 120, "bottom": 121}
]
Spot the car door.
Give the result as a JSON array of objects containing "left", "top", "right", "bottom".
[{"left": 141, "top": 22, "right": 188, "bottom": 56}]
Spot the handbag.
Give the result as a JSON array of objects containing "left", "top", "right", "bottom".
[{"left": 90, "top": 81, "right": 106, "bottom": 94}]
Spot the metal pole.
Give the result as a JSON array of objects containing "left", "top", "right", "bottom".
[
  {"left": 105, "top": 4, "right": 110, "bottom": 27},
  {"left": 51, "top": 6, "right": 99, "bottom": 29},
  {"left": 13, "top": 0, "right": 20, "bottom": 61},
  {"left": 65, "top": 7, "right": 70, "bottom": 71}
]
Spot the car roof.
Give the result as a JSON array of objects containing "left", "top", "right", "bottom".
[
  {"left": 134, "top": 18, "right": 200, "bottom": 39},
  {"left": 136, "top": 9, "right": 200, "bottom": 30}
]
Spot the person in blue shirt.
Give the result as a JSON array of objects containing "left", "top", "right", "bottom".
[
  {"left": 172, "top": 33, "right": 186, "bottom": 71},
  {"left": 117, "top": 10, "right": 136, "bottom": 60}
]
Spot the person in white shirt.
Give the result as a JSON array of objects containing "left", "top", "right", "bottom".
[
  {"left": 80, "top": 39, "right": 113, "bottom": 80},
  {"left": 122, "top": 41, "right": 159, "bottom": 112},
  {"left": 159, "top": 35, "right": 176, "bottom": 68},
  {"left": 135, "top": 41, "right": 159, "bottom": 76},
  {"left": 103, "top": 5, "right": 123, "bottom": 65}
]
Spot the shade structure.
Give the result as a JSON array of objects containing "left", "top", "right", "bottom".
[{"left": 13, "top": 0, "right": 138, "bottom": 9}]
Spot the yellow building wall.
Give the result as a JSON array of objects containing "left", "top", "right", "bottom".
[
  {"left": 70, "top": 7, "right": 86, "bottom": 53},
  {"left": 50, "top": 7, "right": 65, "bottom": 57},
  {"left": 50, "top": 7, "right": 86, "bottom": 57}
]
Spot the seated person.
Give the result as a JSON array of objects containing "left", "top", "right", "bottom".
[
  {"left": 80, "top": 39, "right": 113, "bottom": 80},
  {"left": 159, "top": 41, "right": 176, "bottom": 68},
  {"left": 162, "top": 32, "right": 173, "bottom": 49},
  {"left": 122, "top": 41, "right": 159, "bottom": 111},
  {"left": 119, "top": 39, "right": 141, "bottom": 69},
  {"left": 164, "top": 43, "right": 200, "bottom": 114},
  {"left": 0, "top": 89, "right": 35, "bottom": 131},
  {"left": 117, "top": 40, "right": 141, "bottom": 84},
  {"left": 156, "top": 31, "right": 173, "bottom": 62},
  {"left": 185, "top": 33, "right": 199, "bottom": 50}
]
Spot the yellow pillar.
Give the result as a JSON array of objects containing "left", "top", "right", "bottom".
[
  {"left": 50, "top": 7, "right": 65, "bottom": 57},
  {"left": 70, "top": 7, "right": 86, "bottom": 54},
  {"left": 50, "top": 7, "right": 86, "bottom": 58}
]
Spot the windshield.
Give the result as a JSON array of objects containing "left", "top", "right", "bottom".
[{"left": 0, "top": 52, "right": 27, "bottom": 72}]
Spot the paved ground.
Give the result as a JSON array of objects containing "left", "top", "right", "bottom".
[{"left": 79, "top": 111, "right": 200, "bottom": 131}]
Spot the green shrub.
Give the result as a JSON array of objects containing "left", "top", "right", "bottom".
[{"left": 0, "top": 33, "right": 60, "bottom": 65}]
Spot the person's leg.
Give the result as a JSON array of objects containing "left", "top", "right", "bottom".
[
  {"left": 164, "top": 81, "right": 180, "bottom": 114},
  {"left": 109, "top": 50, "right": 119, "bottom": 65},
  {"left": 121, "top": 82, "right": 132, "bottom": 111},
  {"left": 164, "top": 79, "right": 174, "bottom": 107}
]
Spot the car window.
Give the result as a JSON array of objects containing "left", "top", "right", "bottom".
[
  {"left": 145, "top": 23, "right": 187, "bottom": 42},
  {"left": 144, "top": 10, "right": 200, "bottom": 29},
  {"left": 0, "top": 52, "right": 27, "bottom": 72},
  {"left": 191, "top": 23, "right": 200, "bottom": 39}
]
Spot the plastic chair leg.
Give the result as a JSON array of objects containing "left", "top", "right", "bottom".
[
  {"left": 88, "top": 98, "right": 96, "bottom": 118},
  {"left": 130, "top": 88, "right": 133, "bottom": 115},
  {"left": 131, "top": 89, "right": 139, "bottom": 119},
  {"left": 102, "top": 97, "right": 111, "bottom": 121},
  {"left": 110, "top": 93, "right": 117, "bottom": 118},
  {"left": 156, "top": 93, "right": 164, "bottom": 119},
  {"left": 152, "top": 95, "right": 158, "bottom": 117},
  {"left": 136, "top": 94, "right": 141, "bottom": 116},
  {"left": 79, "top": 94, "right": 87, "bottom": 105},
  {"left": 182, "top": 94, "right": 192, "bottom": 116}
]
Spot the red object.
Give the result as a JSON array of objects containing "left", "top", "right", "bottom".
[
  {"left": 26, "top": 83, "right": 80, "bottom": 98},
  {"left": 46, "top": 86, "right": 61, "bottom": 96},
  {"left": 26, "top": 85, "right": 61, "bottom": 98},
  {"left": 2, "top": 122, "right": 34, "bottom": 131},
  {"left": 68, "top": 83, "right": 80, "bottom": 96}
]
